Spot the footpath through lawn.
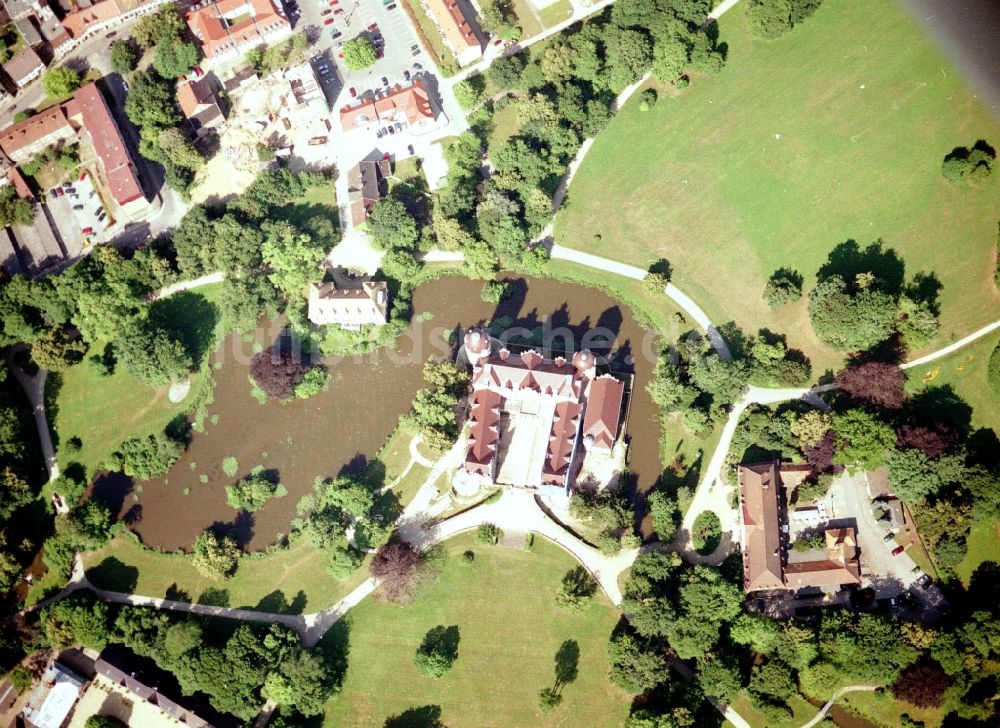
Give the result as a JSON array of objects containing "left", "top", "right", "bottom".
[{"left": 555, "top": 0, "right": 1000, "bottom": 373}]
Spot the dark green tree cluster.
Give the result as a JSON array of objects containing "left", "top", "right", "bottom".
[
  {"left": 807, "top": 241, "right": 939, "bottom": 352},
  {"left": 413, "top": 625, "right": 460, "bottom": 678},
  {"left": 0, "top": 185, "right": 34, "bottom": 228},
  {"left": 941, "top": 140, "right": 995, "bottom": 183},
  {"left": 170, "top": 168, "right": 332, "bottom": 334},
  {"left": 42, "top": 593, "right": 343, "bottom": 721},
  {"left": 746, "top": 0, "right": 823, "bottom": 39},
  {"left": 293, "top": 472, "right": 383, "bottom": 578},
  {"left": 225, "top": 467, "right": 287, "bottom": 513},
  {"left": 763, "top": 267, "right": 803, "bottom": 308},
  {"left": 403, "top": 360, "right": 469, "bottom": 452},
  {"left": 646, "top": 333, "right": 750, "bottom": 436},
  {"left": 42, "top": 497, "right": 116, "bottom": 580},
  {"left": 568, "top": 485, "right": 636, "bottom": 554},
  {"left": 124, "top": 9, "right": 202, "bottom": 196},
  {"left": 110, "top": 38, "right": 138, "bottom": 75}
]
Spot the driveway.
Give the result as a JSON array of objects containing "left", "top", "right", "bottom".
[{"left": 828, "top": 470, "right": 918, "bottom": 595}]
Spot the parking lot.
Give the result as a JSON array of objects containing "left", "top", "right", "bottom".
[
  {"left": 297, "top": 0, "right": 436, "bottom": 108},
  {"left": 48, "top": 172, "right": 111, "bottom": 244}
]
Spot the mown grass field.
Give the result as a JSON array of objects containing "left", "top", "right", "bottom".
[
  {"left": 50, "top": 284, "right": 223, "bottom": 476},
  {"left": 82, "top": 536, "right": 370, "bottom": 614},
  {"left": 905, "top": 330, "right": 1000, "bottom": 584},
  {"left": 319, "top": 533, "right": 630, "bottom": 727},
  {"left": 555, "top": 0, "right": 1000, "bottom": 374}
]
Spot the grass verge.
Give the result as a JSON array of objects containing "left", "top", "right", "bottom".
[
  {"left": 82, "top": 536, "right": 370, "bottom": 614},
  {"left": 555, "top": 0, "right": 1000, "bottom": 372},
  {"left": 318, "top": 532, "right": 630, "bottom": 727}
]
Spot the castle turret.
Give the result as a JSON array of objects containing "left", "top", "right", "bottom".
[
  {"left": 464, "top": 326, "right": 491, "bottom": 365},
  {"left": 572, "top": 349, "right": 596, "bottom": 379}
]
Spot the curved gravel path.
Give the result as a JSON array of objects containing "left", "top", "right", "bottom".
[{"left": 798, "top": 685, "right": 877, "bottom": 728}]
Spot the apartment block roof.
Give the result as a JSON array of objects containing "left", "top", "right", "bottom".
[
  {"left": 0, "top": 105, "right": 73, "bottom": 158},
  {"left": 60, "top": 0, "right": 123, "bottom": 38},
  {"left": 186, "top": 0, "right": 289, "bottom": 58},
  {"left": 70, "top": 82, "right": 145, "bottom": 207},
  {"left": 3, "top": 46, "right": 44, "bottom": 84}
]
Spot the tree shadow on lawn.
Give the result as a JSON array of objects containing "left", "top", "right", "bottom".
[
  {"left": 903, "top": 385, "right": 974, "bottom": 440},
  {"left": 817, "top": 239, "right": 906, "bottom": 295},
  {"left": 149, "top": 291, "right": 221, "bottom": 369},
  {"left": 383, "top": 705, "right": 446, "bottom": 728},
  {"left": 254, "top": 589, "right": 308, "bottom": 615},
  {"left": 86, "top": 556, "right": 139, "bottom": 593}
]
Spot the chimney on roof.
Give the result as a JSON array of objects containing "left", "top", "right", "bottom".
[
  {"left": 554, "top": 356, "right": 566, "bottom": 367},
  {"left": 498, "top": 348, "right": 510, "bottom": 361}
]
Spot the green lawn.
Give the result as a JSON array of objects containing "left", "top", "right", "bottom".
[
  {"left": 555, "top": 0, "right": 1000, "bottom": 374},
  {"left": 841, "top": 689, "right": 943, "bottom": 728},
  {"left": 488, "top": 103, "right": 524, "bottom": 158},
  {"left": 82, "top": 536, "right": 369, "bottom": 614},
  {"left": 319, "top": 533, "right": 630, "bottom": 727},
  {"left": 49, "top": 284, "right": 222, "bottom": 477},
  {"left": 728, "top": 693, "right": 820, "bottom": 728},
  {"left": 538, "top": 0, "right": 572, "bottom": 28},
  {"left": 905, "top": 331, "right": 1000, "bottom": 583},
  {"left": 277, "top": 179, "right": 339, "bottom": 238},
  {"left": 511, "top": 0, "right": 543, "bottom": 38}
]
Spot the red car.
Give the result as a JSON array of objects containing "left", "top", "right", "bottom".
[
  {"left": 323, "top": 17, "right": 334, "bottom": 24},
  {"left": 329, "top": 0, "right": 338, "bottom": 4},
  {"left": 367, "top": 22, "right": 377, "bottom": 31},
  {"left": 891, "top": 545, "right": 905, "bottom": 556},
  {"left": 349, "top": 86, "right": 357, "bottom": 97}
]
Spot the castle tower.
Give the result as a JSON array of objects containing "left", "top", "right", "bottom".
[
  {"left": 464, "top": 326, "right": 492, "bottom": 366},
  {"left": 572, "top": 349, "right": 597, "bottom": 379}
]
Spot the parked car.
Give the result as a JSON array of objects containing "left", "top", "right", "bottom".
[
  {"left": 349, "top": 86, "right": 357, "bottom": 97},
  {"left": 329, "top": 0, "right": 338, "bottom": 4},
  {"left": 81, "top": 227, "right": 93, "bottom": 235},
  {"left": 381, "top": 76, "right": 389, "bottom": 86},
  {"left": 96, "top": 211, "right": 106, "bottom": 221},
  {"left": 368, "top": 22, "right": 378, "bottom": 31},
  {"left": 321, "top": 8, "right": 331, "bottom": 14},
  {"left": 331, "top": 31, "right": 342, "bottom": 39},
  {"left": 915, "top": 574, "right": 932, "bottom": 588},
  {"left": 323, "top": 17, "right": 334, "bottom": 24},
  {"left": 407, "top": 144, "right": 414, "bottom": 155},
  {"left": 386, "top": 4, "right": 396, "bottom": 9},
  {"left": 72, "top": 204, "right": 84, "bottom": 210},
  {"left": 319, "top": 67, "right": 330, "bottom": 75},
  {"left": 376, "top": 49, "right": 383, "bottom": 59},
  {"left": 48, "top": 189, "right": 58, "bottom": 200},
  {"left": 493, "top": 38, "right": 503, "bottom": 46},
  {"left": 55, "top": 187, "right": 64, "bottom": 197},
  {"left": 387, "top": 125, "right": 395, "bottom": 135},
  {"left": 411, "top": 48, "right": 419, "bottom": 57},
  {"left": 403, "top": 69, "right": 410, "bottom": 81},
  {"left": 413, "top": 62, "right": 422, "bottom": 69},
  {"left": 334, "top": 7, "right": 343, "bottom": 13},
  {"left": 376, "top": 130, "right": 383, "bottom": 138},
  {"left": 883, "top": 533, "right": 894, "bottom": 543},
  {"left": 410, "top": 44, "right": 419, "bottom": 52},
  {"left": 891, "top": 545, "right": 905, "bottom": 556}
]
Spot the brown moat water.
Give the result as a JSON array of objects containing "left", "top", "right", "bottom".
[{"left": 95, "top": 275, "right": 664, "bottom": 551}]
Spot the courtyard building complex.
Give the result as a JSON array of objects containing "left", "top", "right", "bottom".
[
  {"left": 186, "top": 0, "right": 291, "bottom": 61},
  {"left": 460, "top": 328, "right": 625, "bottom": 498},
  {"left": 738, "top": 461, "right": 861, "bottom": 593}
]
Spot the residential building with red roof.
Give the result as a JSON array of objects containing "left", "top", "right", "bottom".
[
  {"left": 424, "top": 0, "right": 483, "bottom": 66},
  {"left": 177, "top": 75, "right": 226, "bottom": 137},
  {"left": 3, "top": 46, "right": 44, "bottom": 89},
  {"left": 460, "top": 328, "right": 626, "bottom": 497},
  {"left": 338, "top": 80, "right": 435, "bottom": 134},
  {"left": 0, "top": 105, "right": 74, "bottom": 163},
  {"left": 186, "top": 0, "right": 291, "bottom": 61}
]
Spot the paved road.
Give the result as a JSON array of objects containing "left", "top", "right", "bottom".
[
  {"left": 798, "top": 685, "right": 877, "bottom": 728},
  {"left": 901, "top": 319, "right": 1000, "bottom": 369}
]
